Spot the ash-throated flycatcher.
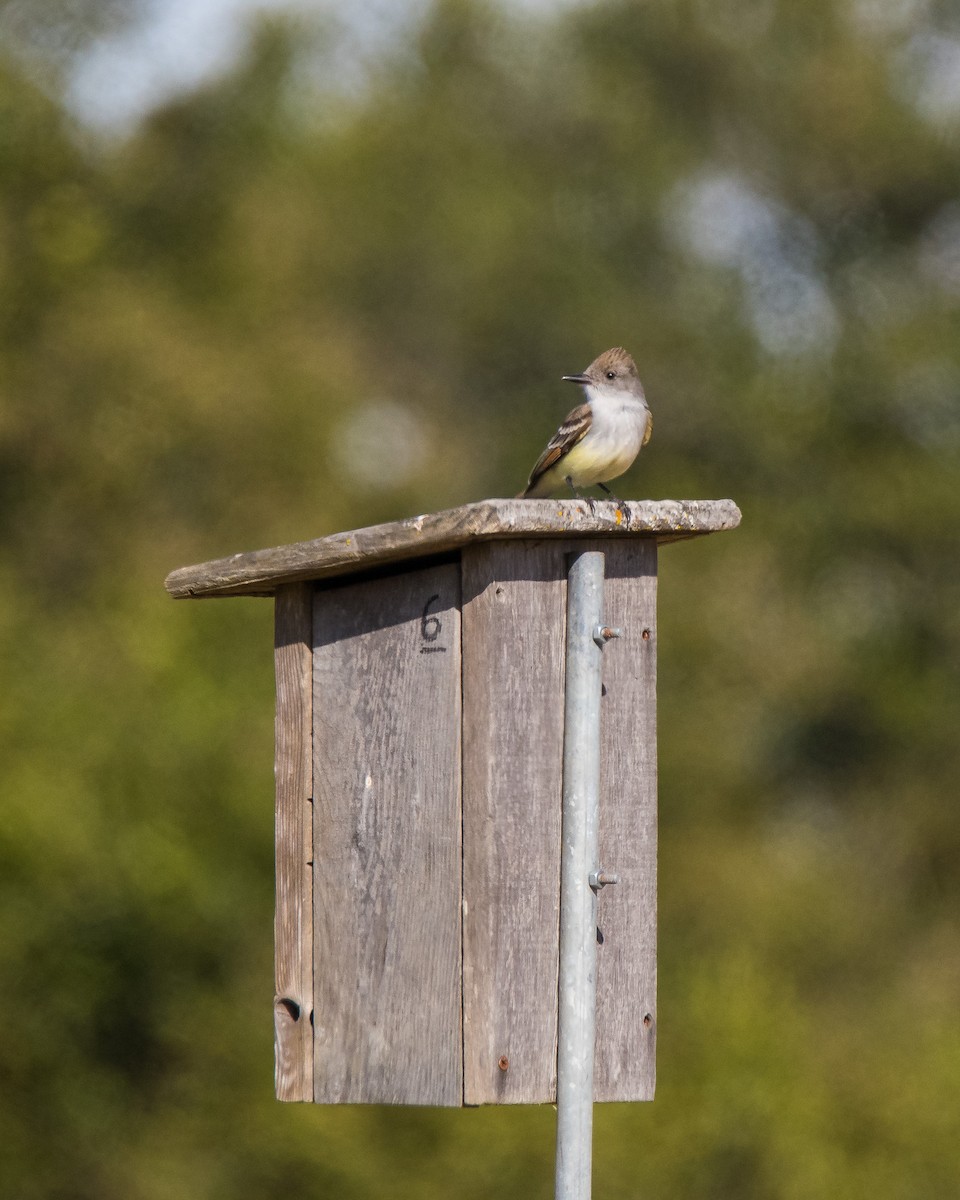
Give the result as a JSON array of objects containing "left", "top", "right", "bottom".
[{"left": 518, "top": 347, "right": 652, "bottom": 498}]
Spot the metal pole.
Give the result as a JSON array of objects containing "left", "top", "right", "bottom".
[{"left": 555, "top": 550, "right": 610, "bottom": 1200}]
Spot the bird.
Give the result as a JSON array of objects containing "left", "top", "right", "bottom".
[{"left": 518, "top": 347, "right": 652, "bottom": 499}]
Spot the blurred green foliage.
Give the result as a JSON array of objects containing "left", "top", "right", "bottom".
[{"left": 2, "top": 0, "right": 959, "bottom": 1196}]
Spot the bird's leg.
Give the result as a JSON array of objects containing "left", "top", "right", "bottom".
[
  {"left": 567, "top": 476, "right": 597, "bottom": 514},
  {"left": 565, "top": 476, "right": 585, "bottom": 499},
  {"left": 597, "top": 482, "right": 621, "bottom": 502}
]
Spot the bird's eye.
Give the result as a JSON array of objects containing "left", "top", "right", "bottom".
[{"left": 606, "top": 370, "right": 616, "bottom": 379}]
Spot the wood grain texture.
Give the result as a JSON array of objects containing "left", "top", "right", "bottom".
[
  {"left": 592, "top": 540, "right": 658, "bottom": 1102},
  {"left": 312, "top": 563, "right": 462, "bottom": 1105},
  {"left": 461, "top": 541, "right": 566, "bottom": 1105},
  {"left": 461, "top": 540, "right": 659, "bottom": 1105},
  {"left": 274, "top": 583, "right": 314, "bottom": 1102},
  {"left": 165, "top": 499, "right": 741, "bottom": 598}
]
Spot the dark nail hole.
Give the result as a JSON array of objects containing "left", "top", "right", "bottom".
[{"left": 277, "top": 997, "right": 300, "bottom": 1021}]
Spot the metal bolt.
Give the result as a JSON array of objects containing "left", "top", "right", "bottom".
[
  {"left": 589, "top": 869, "right": 621, "bottom": 889},
  {"left": 498, "top": 1056, "right": 509, "bottom": 1071},
  {"left": 593, "top": 625, "right": 623, "bottom": 647}
]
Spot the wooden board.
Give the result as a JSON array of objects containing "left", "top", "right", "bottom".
[
  {"left": 273, "top": 583, "right": 314, "bottom": 1102},
  {"left": 165, "top": 499, "right": 741, "bottom": 598},
  {"left": 461, "top": 541, "right": 566, "bottom": 1105},
  {"left": 461, "top": 540, "right": 658, "bottom": 1105},
  {"left": 312, "top": 563, "right": 462, "bottom": 1105},
  {"left": 593, "top": 540, "right": 658, "bottom": 1101}
]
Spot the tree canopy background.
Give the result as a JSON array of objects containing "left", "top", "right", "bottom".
[{"left": 2, "top": 1, "right": 959, "bottom": 1196}]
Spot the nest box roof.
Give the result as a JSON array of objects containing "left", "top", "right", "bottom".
[{"left": 165, "top": 498, "right": 741, "bottom": 599}]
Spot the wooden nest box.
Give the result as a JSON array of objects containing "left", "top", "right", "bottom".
[{"left": 166, "top": 498, "right": 740, "bottom": 1107}]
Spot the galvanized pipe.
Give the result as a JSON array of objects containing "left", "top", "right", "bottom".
[{"left": 555, "top": 550, "right": 606, "bottom": 1200}]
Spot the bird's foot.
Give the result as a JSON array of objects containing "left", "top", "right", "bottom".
[{"left": 566, "top": 477, "right": 599, "bottom": 514}]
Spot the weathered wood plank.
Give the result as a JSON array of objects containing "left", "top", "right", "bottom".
[
  {"left": 312, "top": 563, "right": 462, "bottom": 1105},
  {"left": 165, "top": 499, "right": 742, "bottom": 598},
  {"left": 593, "top": 540, "right": 658, "bottom": 1102},
  {"left": 274, "top": 583, "right": 314, "bottom": 1102},
  {"left": 461, "top": 541, "right": 566, "bottom": 1105},
  {"left": 462, "top": 540, "right": 659, "bottom": 1105}
]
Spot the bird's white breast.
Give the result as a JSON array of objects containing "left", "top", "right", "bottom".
[{"left": 582, "top": 390, "right": 650, "bottom": 476}]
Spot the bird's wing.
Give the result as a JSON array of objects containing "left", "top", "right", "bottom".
[
  {"left": 642, "top": 410, "right": 652, "bottom": 446},
  {"left": 525, "top": 403, "right": 592, "bottom": 491}
]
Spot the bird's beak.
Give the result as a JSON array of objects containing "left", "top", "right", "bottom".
[{"left": 561, "top": 373, "right": 591, "bottom": 384}]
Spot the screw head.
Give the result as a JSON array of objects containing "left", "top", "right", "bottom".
[
  {"left": 593, "top": 625, "right": 623, "bottom": 647},
  {"left": 589, "top": 869, "right": 621, "bottom": 889}
]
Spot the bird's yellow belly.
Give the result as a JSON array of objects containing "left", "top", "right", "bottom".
[{"left": 562, "top": 426, "right": 643, "bottom": 486}]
